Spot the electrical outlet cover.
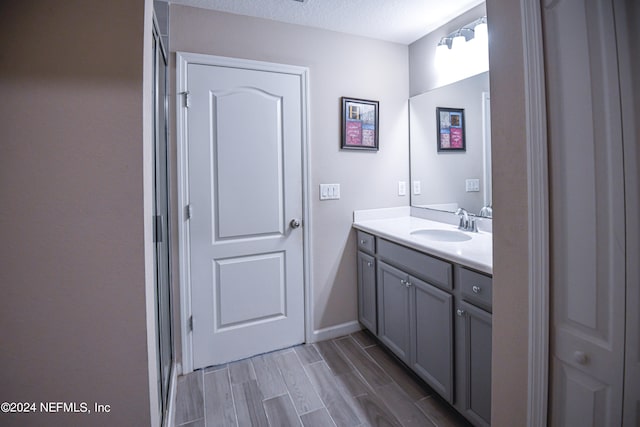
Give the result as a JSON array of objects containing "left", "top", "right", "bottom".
[{"left": 398, "top": 181, "right": 407, "bottom": 196}]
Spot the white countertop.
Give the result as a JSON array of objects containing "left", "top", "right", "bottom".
[{"left": 353, "top": 213, "right": 493, "bottom": 275}]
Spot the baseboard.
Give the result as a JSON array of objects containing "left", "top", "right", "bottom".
[
  {"left": 310, "top": 320, "right": 361, "bottom": 343},
  {"left": 164, "top": 362, "right": 180, "bottom": 427}
]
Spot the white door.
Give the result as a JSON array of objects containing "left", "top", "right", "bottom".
[
  {"left": 185, "top": 58, "right": 306, "bottom": 369},
  {"left": 544, "top": 0, "right": 626, "bottom": 425}
]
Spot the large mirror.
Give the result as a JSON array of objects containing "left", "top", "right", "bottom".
[{"left": 409, "top": 71, "right": 491, "bottom": 217}]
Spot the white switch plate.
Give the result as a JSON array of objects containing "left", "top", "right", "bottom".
[
  {"left": 465, "top": 179, "right": 480, "bottom": 192},
  {"left": 398, "top": 181, "right": 407, "bottom": 196},
  {"left": 413, "top": 180, "right": 421, "bottom": 195},
  {"left": 319, "top": 183, "right": 340, "bottom": 200}
]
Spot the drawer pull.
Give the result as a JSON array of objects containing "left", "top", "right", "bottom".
[
  {"left": 456, "top": 309, "right": 466, "bottom": 317},
  {"left": 472, "top": 285, "right": 481, "bottom": 294},
  {"left": 360, "top": 239, "right": 367, "bottom": 245}
]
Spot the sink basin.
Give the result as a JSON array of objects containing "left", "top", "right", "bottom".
[{"left": 410, "top": 229, "right": 472, "bottom": 242}]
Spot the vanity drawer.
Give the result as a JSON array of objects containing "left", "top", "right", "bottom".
[
  {"left": 357, "top": 231, "right": 376, "bottom": 255},
  {"left": 458, "top": 267, "right": 492, "bottom": 311},
  {"left": 377, "top": 239, "right": 452, "bottom": 291}
]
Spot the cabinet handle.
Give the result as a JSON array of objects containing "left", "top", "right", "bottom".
[
  {"left": 367, "top": 261, "right": 372, "bottom": 267},
  {"left": 456, "top": 309, "right": 465, "bottom": 317},
  {"left": 472, "top": 285, "right": 481, "bottom": 294},
  {"left": 360, "top": 239, "right": 367, "bottom": 245},
  {"left": 400, "top": 279, "right": 411, "bottom": 287}
]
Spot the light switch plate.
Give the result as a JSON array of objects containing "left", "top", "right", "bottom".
[
  {"left": 320, "top": 183, "right": 340, "bottom": 200},
  {"left": 413, "top": 180, "right": 421, "bottom": 195},
  {"left": 465, "top": 179, "right": 480, "bottom": 192}
]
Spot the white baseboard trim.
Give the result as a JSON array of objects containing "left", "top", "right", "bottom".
[
  {"left": 309, "top": 320, "right": 361, "bottom": 343},
  {"left": 164, "top": 362, "right": 180, "bottom": 427}
]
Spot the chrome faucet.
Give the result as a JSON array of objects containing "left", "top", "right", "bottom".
[
  {"left": 479, "top": 205, "right": 493, "bottom": 218},
  {"left": 455, "top": 207, "right": 478, "bottom": 232}
]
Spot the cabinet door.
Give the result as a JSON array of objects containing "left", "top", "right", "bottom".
[
  {"left": 411, "top": 277, "right": 454, "bottom": 403},
  {"left": 457, "top": 301, "right": 492, "bottom": 427},
  {"left": 377, "top": 261, "right": 411, "bottom": 363},
  {"left": 357, "top": 251, "right": 377, "bottom": 334}
]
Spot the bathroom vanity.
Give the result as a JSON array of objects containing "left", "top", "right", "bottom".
[{"left": 353, "top": 209, "right": 492, "bottom": 427}]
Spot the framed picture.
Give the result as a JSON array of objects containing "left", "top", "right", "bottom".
[
  {"left": 436, "top": 107, "right": 466, "bottom": 152},
  {"left": 341, "top": 97, "right": 379, "bottom": 151}
]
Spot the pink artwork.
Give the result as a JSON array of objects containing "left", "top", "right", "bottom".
[
  {"left": 450, "top": 128, "right": 463, "bottom": 148},
  {"left": 345, "top": 120, "right": 362, "bottom": 145}
]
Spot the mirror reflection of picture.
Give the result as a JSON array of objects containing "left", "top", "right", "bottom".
[{"left": 436, "top": 107, "right": 465, "bottom": 152}]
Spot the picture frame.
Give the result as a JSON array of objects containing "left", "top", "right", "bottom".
[
  {"left": 436, "top": 107, "right": 466, "bottom": 152},
  {"left": 341, "top": 97, "right": 379, "bottom": 151}
]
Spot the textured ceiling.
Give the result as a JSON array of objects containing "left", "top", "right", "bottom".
[{"left": 168, "top": 0, "right": 485, "bottom": 44}]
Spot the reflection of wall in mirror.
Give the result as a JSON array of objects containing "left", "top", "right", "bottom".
[{"left": 409, "top": 72, "right": 490, "bottom": 215}]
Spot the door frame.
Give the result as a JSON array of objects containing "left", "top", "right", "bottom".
[
  {"left": 520, "top": 0, "right": 549, "bottom": 425},
  {"left": 176, "top": 52, "right": 312, "bottom": 374}
]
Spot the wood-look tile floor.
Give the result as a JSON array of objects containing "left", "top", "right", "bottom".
[{"left": 175, "top": 331, "right": 471, "bottom": 427}]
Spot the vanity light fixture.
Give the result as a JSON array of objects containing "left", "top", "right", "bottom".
[
  {"left": 434, "top": 16, "right": 489, "bottom": 82},
  {"left": 436, "top": 16, "right": 487, "bottom": 54}
]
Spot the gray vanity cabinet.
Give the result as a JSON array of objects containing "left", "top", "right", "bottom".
[
  {"left": 456, "top": 300, "right": 492, "bottom": 427},
  {"left": 377, "top": 260, "right": 412, "bottom": 363},
  {"left": 357, "top": 251, "right": 377, "bottom": 333},
  {"left": 354, "top": 229, "right": 492, "bottom": 426},
  {"left": 411, "top": 276, "right": 454, "bottom": 403}
]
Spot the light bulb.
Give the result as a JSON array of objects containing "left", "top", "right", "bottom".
[
  {"left": 474, "top": 22, "right": 488, "bottom": 44},
  {"left": 473, "top": 22, "right": 489, "bottom": 72},
  {"left": 451, "top": 34, "right": 467, "bottom": 51},
  {"left": 435, "top": 42, "right": 450, "bottom": 70}
]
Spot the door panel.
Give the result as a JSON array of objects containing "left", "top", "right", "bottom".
[
  {"left": 553, "top": 361, "right": 609, "bottom": 427},
  {"left": 411, "top": 277, "right": 453, "bottom": 403},
  {"left": 458, "top": 301, "right": 491, "bottom": 427},
  {"left": 213, "top": 88, "right": 284, "bottom": 239},
  {"left": 544, "top": 0, "right": 626, "bottom": 424},
  {"left": 215, "top": 253, "right": 286, "bottom": 329},
  {"left": 357, "top": 251, "right": 377, "bottom": 334},
  {"left": 187, "top": 62, "right": 304, "bottom": 368},
  {"left": 376, "top": 261, "right": 411, "bottom": 363}
]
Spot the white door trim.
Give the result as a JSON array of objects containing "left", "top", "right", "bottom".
[
  {"left": 520, "top": 1, "right": 550, "bottom": 426},
  {"left": 176, "top": 52, "right": 312, "bottom": 374}
]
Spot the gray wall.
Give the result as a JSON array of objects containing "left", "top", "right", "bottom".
[
  {"left": 410, "top": 72, "right": 490, "bottom": 213},
  {"left": 169, "top": 6, "right": 410, "bottom": 346},
  {"left": 409, "top": 4, "right": 487, "bottom": 96},
  {"left": 0, "top": 1, "right": 152, "bottom": 426}
]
